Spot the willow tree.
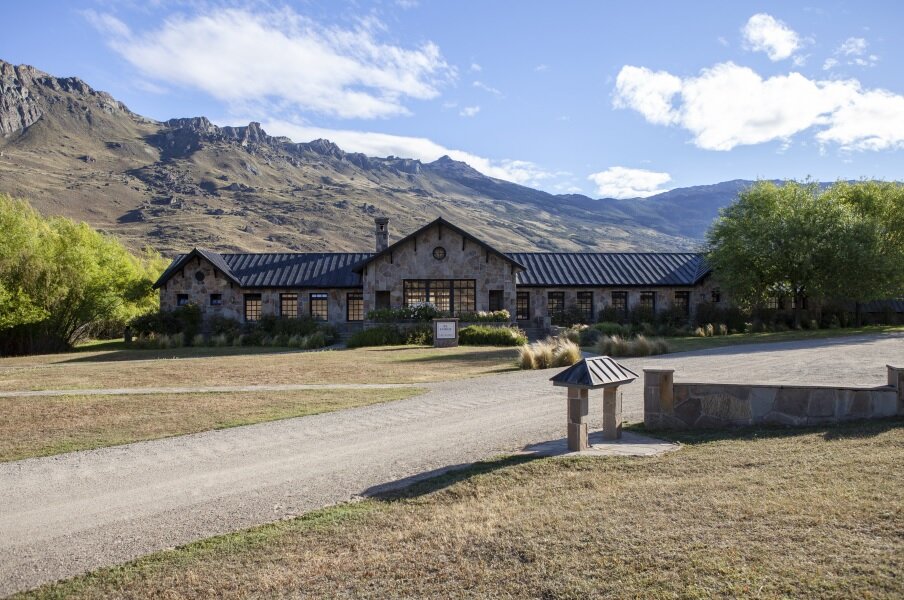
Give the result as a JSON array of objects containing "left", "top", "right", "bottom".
[{"left": 0, "top": 194, "right": 166, "bottom": 355}]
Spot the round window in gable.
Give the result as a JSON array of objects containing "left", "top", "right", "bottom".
[
  {"left": 432, "top": 246, "right": 447, "bottom": 260},
  {"left": 195, "top": 271, "right": 206, "bottom": 282}
]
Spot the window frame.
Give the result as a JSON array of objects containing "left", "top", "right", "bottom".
[
  {"left": 244, "top": 293, "right": 262, "bottom": 322},
  {"left": 309, "top": 292, "right": 329, "bottom": 322},
  {"left": 279, "top": 293, "right": 299, "bottom": 319},
  {"left": 611, "top": 291, "right": 628, "bottom": 316},
  {"left": 176, "top": 293, "right": 189, "bottom": 307},
  {"left": 347, "top": 292, "right": 363, "bottom": 322},
  {"left": 639, "top": 291, "right": 656, "bottom": 312},
  {"left": 488, "top": 289, "right": 504, "bottom": 312},
  {"left": 711, "top": 288, "right": 721, "bottom": 303},
  {"left": 209, "top": 293, "right": 222, "bottom": 306},
  {"left": 673, "top": 291, "right": 690, "bottom": 317},
  {"left": 576, "top": 291, "right": 594, "bottom": 322},
  {"left": 516, "top": 291, "right": 530, "bottom": 321},
  {"left": 547, "top": 291, "right": 565, "bottom": 317},
  {"left": 402, "top": 279, "right": 476, "bottom": 315}
]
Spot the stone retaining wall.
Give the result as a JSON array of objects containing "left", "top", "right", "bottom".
[{"left": 644, "top": 366, "right": 904, "bottom": 430}]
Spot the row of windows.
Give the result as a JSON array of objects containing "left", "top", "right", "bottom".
[
  {"left": 238, "top": 293, "right": 363, "bottom": 323},
  {"left": 541, "top": 290, "right": 698, "bottom": 318}
]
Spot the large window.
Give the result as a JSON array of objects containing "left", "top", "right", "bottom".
[
  {"left": 547, "top": 291, "right": 565, "bottom": 318},
  {"left": 577, "top": 291, "right": 594, "bottom": 322},
  {"left": 310, "top": 293, "right": 328, "bottom": 321},
  {"left": 516, "top": 292, "right": 530, "bottom": 321},
  {"left": 403, "top": 280, "right": 475, "bottom": 314},
  {"left": 611, "top": 291, "right": 628, "bottom": 316},
  {"left": 280, "top": 293, "right": 298, "bottom": 318},
  {"left": 347, "top": 293, "right": 363, "bottom": 321},
  {"left": 673, "top": 291, "right": 690, "bottom": 317},
  {"left": 639, "top": 291, "right": 656, "bottom": 312},
  {"left": 244, "top": 294, "right": 262, "bottom": 322},
  {"left": 488, "top": 290, "right": 503, "bottom": 312}
]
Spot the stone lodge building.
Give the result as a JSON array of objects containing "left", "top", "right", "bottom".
[{"left": 154, "top": 217, "right": 721, "bottom": 331}]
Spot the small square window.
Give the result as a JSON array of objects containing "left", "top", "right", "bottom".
[
  {"left": 280, "top": 293, "right": 298, "bottom": 319},
  {"left": 547, "top": 292, "right": 565, "bottom": 317},
  {"left": 611, "top": 291, "right": 628, "bottom": 315},
  {"left": 210, "top": 293, "right": 222, "bottom": 306},
  {"left": 639, "top": 291, "right": 656, "bottom": 311},
  {"left": 244, "top": 294, "right": 262, "bottom": 322},
  {"left": 176, "top": 294, "right": 189, "bottom": 306},
  {"left": 347, "top": 293, "right": 363, "bottom": 322},
  {"left": 674, "top": 291, "right": 690, "bottom": 316}
]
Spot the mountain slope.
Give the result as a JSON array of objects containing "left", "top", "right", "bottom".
[{"left": 0, "top": 59, "right": 731, "bottom": 255}]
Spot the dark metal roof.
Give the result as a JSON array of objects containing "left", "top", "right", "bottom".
[
  {"left": 154, "top": 250, "right": 372, "bottom": 289},
  {"left": 509, "top": 252, "right": 709, "bottom": 287},
  {"left": 352, "top": 217, "right": 525, "bottom": 273},
  {"left": 551, "top": 356, "right": 639, "bottom": 389}
]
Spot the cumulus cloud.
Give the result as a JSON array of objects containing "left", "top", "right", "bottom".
[
  {"left": 613, "top": 61, "right": 904, "bottom": 152},
  {"left": 742, "top": 13, "right": 801, "bottom": 61},
  {"left": 470, "top": 62, "right": 482, "bottom": 72},
  {"left": 87, "top": 8, "right": 454, "bottom": 119},
  {"left": 587, "top": 167, "right": 672, "bottom": 199},
  {"left": 261, "top": 119, "right": 553, "bottom": 186},
  {"left": 459, "top": 105, "right": 480, "bottom": 117}
]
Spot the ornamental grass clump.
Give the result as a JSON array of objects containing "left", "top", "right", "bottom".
[
  {"left": 518, "top": 336, "right": 582, "bottom": 370},
  {"left": 595, "top": 334, "right": 669, "bottom": 357}
]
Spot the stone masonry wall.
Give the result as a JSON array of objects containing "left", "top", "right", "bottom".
[
  {"left": 361, "top": 223, "right": 519, "bottom": 318},
  {"left": 159, "top": 257, "right": 358, "bottom": 326},
  {"left": 644, "top": 366, "right": 904, "bottom": 430}
]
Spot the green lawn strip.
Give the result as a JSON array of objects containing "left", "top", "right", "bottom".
[
  {"left": 20, "top": 419, "right": 903, "bottom": 599},
  {"left": 0, "top": 387, "right": 423, "bottom": 462},
  {"left": 665, "top": 324, "right": 904, "bottom": 353}
]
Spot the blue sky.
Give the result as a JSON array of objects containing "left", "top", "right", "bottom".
[{"left": 2, "top": 0, "right": 902, "bottom": 197}]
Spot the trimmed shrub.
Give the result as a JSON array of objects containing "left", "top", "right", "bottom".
[
  {"left": 405, "top": 326, "right": 433, "bottom": 346},
  {"left": 459, "top": 325, "right": 527, "bottom": 346},
  {"left": 551, "top": 306, "right": 590, "bottom": 327},
  {"left": 346, "top": 325, "right": 406, "bottom": 348},
  {"left": 366, "top": 302, "right": 442, "bottom": 322},
  {"left": 457, "top": 310, "right": 511, "bottom": 323},
  {"left": 593, "top": 321, "right": 631, "bottom": 337}
]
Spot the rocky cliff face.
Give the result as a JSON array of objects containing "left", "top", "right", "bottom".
[{"left": 0, "top": 58, "right": 710, "bottom": 255}]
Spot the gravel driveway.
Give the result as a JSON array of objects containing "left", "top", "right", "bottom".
[{"left": 1, "top": 332, "right": 901, "bottom": 596}]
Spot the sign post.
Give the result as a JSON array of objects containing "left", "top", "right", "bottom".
[{"left": 432, "top": 318, "right": 459, "bottom": 348}]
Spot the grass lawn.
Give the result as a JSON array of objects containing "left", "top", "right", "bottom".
[
  {"left": 582, "top": 325, "right": 904, "bottom": 355},
  {"left": 0, "top": 345, "right": 520, "bottom": 392},
  {"left": 0, "top": 387, "right": 422, "bottom": 462},
  {"left": 665, "top": 324, "right": 904, "bottom": 353},
  {"left": 23, "top": 420, "right": 903, "bottom": 599}
]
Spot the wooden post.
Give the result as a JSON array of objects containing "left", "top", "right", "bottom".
[{"left": 566, "top": 387, "right": 589, "bottom": 451}]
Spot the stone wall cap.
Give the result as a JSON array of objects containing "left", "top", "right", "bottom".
[{"left": 551, "top": 356, "right": 638, "bottom": 389}]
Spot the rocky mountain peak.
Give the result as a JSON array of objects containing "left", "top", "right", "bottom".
[{"left": 426, "top": 154, "right": 483, "bottom": 179}]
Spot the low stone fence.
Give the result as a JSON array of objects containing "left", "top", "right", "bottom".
[{"left": 644, "top": 366, "right": 904, "bottom": 430}]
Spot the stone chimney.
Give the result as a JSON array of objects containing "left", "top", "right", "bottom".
[{"left": 374, "top": 216, "right": 389, "bottom": 252}]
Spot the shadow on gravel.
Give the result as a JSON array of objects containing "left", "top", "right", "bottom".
[
  {"left": 363, "top": 454, "right": 538, "bottom": 502},
  {"left": 627, "top": 418, "right": 903, "bottom": 445}
]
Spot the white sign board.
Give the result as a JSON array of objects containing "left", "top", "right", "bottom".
[{"left": 436, "top": 321, "right": 457, "bottom": 339}]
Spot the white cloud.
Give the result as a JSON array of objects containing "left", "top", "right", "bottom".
[
  {"left": 534, "top": 64, "right": 549, "bottom": 72},
  {"left": 260, "top": 119, "right": 554, "bottom": 186},
  {"left": 823, "top": 57, "right": 839, "bottom": 71},
  {"left": 613, "top": 61, "right": 904, "bottom": 152},
  {"left": 87, "top": 8, "right": 454, "bottom": 119},
  {"left": 717, "top": 36, "right": 729, "bottom": 47},
  {"left": 587, "top": 167, "right": 672, "bottom": 199},
  {"left": 459, "top": 105, "right": 480, "bottom": 117},
  {"left": 470, "top": 62, "right": 482, "bottom": 72},
  {"left": 473, "top": 80, "right": 503, "bottom": 96},
  {"left": 838, "top": 37, "right": 867, "bottom": 56},
  {"left": 742, "top": 13, "right": 801, "bottom": 61}
]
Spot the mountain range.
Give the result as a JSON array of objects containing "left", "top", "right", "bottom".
[{"left": 0, "top": 59, "right": 752, "bottom": 255}]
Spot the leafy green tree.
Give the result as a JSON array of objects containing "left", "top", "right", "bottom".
[{"left": 0, "top": 194, "right": 166, "bottom": 355}]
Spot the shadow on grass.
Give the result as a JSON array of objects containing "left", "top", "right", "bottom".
[
  {"left": 59, "top": 346, "right": 307, "bottom": 364},
  {"left": 363, "top": 454, "right": 538, "bottom": 502},
  {"left": 625, "top": 417, "right": 903, "bottom": 445},
  {"left": 399, "top": 349, "right": 518, "bottom": 364},
  {"left": 661, "top": 328, "right": 904, "bottom": 358}
]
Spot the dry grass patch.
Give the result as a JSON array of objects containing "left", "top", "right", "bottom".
[
  {"left": 24, "top": 420, "right": 903, "bottom": 599},
  {"left": 0, "top": 388, "right": 422, "bottom": 462},
  {"left": 0, "top": 345, "right": 519, "bottom": 392}
]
